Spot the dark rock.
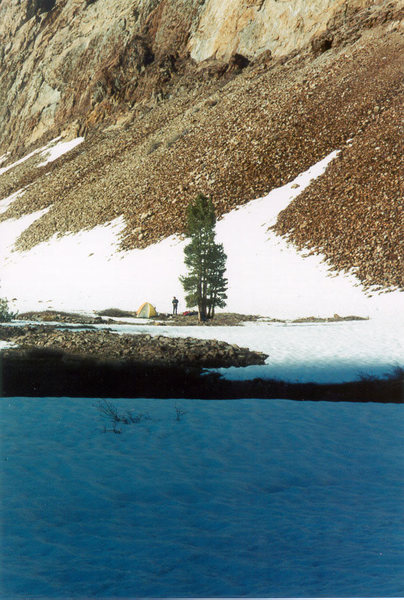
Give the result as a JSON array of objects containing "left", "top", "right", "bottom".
[
  {"left": 26, "top": 0, "right": 56, "bottom": 20},
  {"left": 311, "top": 31, "right": 334, "bottom": 56},
  {"left": 227, "top": 53, "right": 251, "bottom": 72}
]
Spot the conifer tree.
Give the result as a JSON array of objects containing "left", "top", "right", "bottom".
[{"left": 180, "top": 194, "right": 228, "bottom": 321}]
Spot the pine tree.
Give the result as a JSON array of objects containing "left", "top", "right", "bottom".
[{"left": 180, "top": 194, "right": 228, "bottom": 321}]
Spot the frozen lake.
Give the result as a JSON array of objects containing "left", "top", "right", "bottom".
[{"left": 1, "top": 397, "right": 403, "bottom": 598}]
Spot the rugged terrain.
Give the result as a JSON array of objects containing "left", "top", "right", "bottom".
[
  {"left": 0, "top": 0, "right": 402, "bottom": 290},
  {"left": 0, "top": 323, "right": 268, "bottom": 367}
]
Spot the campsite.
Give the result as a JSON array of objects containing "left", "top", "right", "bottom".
[{"left": 136, "top": 302, "right": 157, "bottom": 318}]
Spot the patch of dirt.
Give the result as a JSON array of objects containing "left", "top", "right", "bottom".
[{"left": 157, "top": 312, "right": 261, "bottom": 326}]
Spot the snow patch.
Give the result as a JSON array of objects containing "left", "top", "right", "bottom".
[
  {"left": 0, "top": 340, "right": 14, "bottom": 350},
  {"left": 0, "top": 208, "right": 51, "bottom": 264},
  {"left": 0, "top": 189, "right": 26, "bottom": 215},
  {"left": 36, "top": 137, "right": 84, "bottom": 167},
  {"left": 0, "top": 138, "right": 61, "bottom": 176},
  {"left": 0, "top": 136, "right": 83, "bottom": 175}
]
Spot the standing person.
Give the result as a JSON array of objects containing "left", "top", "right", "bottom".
[{"left": 172, "top": 296, "right": 179, "bottom": 315}]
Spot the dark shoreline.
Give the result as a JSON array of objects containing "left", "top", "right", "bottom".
[{"left": 1, "top": 348, "right": 402, "bottom": 402}]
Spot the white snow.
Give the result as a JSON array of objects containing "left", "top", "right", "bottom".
[
  {"left": 82, "top": 318, "right": 402, "bottom": 384},
  {"left": 0, "top": 188, "right": 26, "bottom": 215},
  {"left": 36, "top": 137, "right": 84, "bottom": 167},
  {"left": 1, "top": 397, "right": 403, "bottom": 598},
  {"left": 0, "top": 340, "right": 14, "bottom": 350},
  {"left": 0, "top": 136, "right": 84, "bottom": 175},
  {"left": 0, "top": 150, "right": 402, "bottom": 320},
  {"left": 216, "top": 318, "right": 403, "bottom": 383},
  {"left": 0, "top": 138, "right": 61, "bottom": 175},
  {"left": 0, "top": 208, "right": 51, "bottom": 268}
]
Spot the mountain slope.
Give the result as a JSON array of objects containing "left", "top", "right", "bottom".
[
  {"left": 0, "top": 0, "right": 402, "bottom": 301},
  {"left": 2, "top": 0, "right": 396, "bottom": 154}
]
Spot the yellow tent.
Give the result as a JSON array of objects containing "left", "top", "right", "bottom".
[{"left": 136, "top": 302, "right": 157, "bottom": 318}]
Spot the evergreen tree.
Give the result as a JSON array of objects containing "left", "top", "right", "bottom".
[
  {"left": 0, "top": 297, "right": 17, "bottom": 322},
  {"left": 180, "top": 194, "right": 228, "bottom": 321}
]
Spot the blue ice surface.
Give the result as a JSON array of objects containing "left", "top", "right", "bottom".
[{"left": 0, "top": 397, "right": 403, "bottom": 598}]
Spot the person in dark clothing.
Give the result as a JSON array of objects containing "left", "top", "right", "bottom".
[{"left": 172, "top": 296, "right": 179, "bottom": 315}]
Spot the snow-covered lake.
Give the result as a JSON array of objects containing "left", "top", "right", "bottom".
[
  {"left": 88, "top": 316, "right": 403, "bottom": 384},
  {"left": 1, "top": 397, "right": 403, "bottom": 598}
]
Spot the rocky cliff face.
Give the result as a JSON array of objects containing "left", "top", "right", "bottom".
[
  {"left": 190, "top": 0, "right": 365, "bottom": 61},
  {"left": 0, "top": 0, "right": 396, "bottom": 154},
  {"left": 0, "top": 0, "right": 403, "bottom": 291}
]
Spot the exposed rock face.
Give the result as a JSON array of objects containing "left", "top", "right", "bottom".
[
  {"left": 0, "top": 0, "right": 159, "bottom": 152},
  {"left": 0, "top": 0, "right": 396, "bottom": 154},
  {"left": 190, "top": 0, "right": 351, "bottom": 61}
]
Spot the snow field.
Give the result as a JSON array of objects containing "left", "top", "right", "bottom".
[
  {"left": 0, "top": 341, "right": 14, "bottom": 351},
  {"left": 36, "top": 137, "right": 85, "bottom": 168},
  {"left": 0, "top": 189, "right": 26, "bottom": 215},
  {"left": 1, "top": 397, "right": 403, "bottom": 598}
]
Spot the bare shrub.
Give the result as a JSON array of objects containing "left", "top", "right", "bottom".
[
  {"left": 96, "top": 400, "right": 150, "bottom": 433},
  {"left": 175, "top": 405, "right": 187, "bottom": 422}
]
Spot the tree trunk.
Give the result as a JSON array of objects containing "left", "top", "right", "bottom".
[{"left": 198, "top": 306, "right": 206, "bottom": 322}]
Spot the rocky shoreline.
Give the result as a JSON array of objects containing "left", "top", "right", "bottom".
[
  {"left": 0, "top": 320, "right": 402, "bottom": 403},
  {"left": 1, "top": 345, "right": 401, "bottom": 403},
  {"left": 16, "top": 309, "right": 368, "bottom": 326},
  {"left": 0, "top": 323, "right": 268, "bottom": 369}
]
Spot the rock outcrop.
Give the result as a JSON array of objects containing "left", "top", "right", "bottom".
[{"left": 0, "top": 324, "right": 268, "bottom": 368}]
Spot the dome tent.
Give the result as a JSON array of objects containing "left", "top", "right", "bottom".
[{"left": 136, "top": 302, "right": 157, "bottom": 318}]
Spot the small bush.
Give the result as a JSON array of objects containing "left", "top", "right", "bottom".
[
  {"left": 96, "top": 400, "right": 151, "bottom": 433},
  {"left": 175, "top": 405, "right": 187, "bottom": 422},
  {"left": 0, "top": 298, "right": 17, "bottom": 322},
  {"left": 97, "top": 308, "right": 135, "bottom": 317}
]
